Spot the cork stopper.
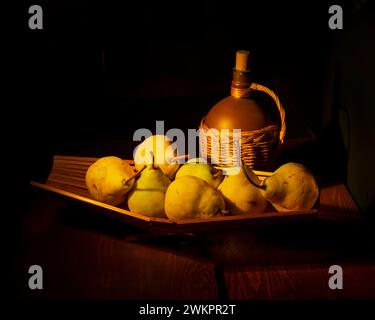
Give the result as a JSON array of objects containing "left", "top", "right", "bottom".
[{"left": 235, "top": 50, "right": 250, "bottom": 72}]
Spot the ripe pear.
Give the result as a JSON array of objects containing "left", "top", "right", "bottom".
[
  {"left": 218, "top": 165, "right": 267, "bottom": 215},
  {"left": 175, "top": 158, "right": 224, "bottom": 189},
  {"left": 127, "top": 164, "right": 171, "bottom": 218},
  {"left": 133, "top": 135, "right": 180, "bottom": 180},
  {"left": 85, "top": 156, "right": 135, "bottom": 206},
  {"left": 165, "top": 176, "right": 226, "bottom": 220},
  {"left": 259, "top": 163, "right": 319, "bottom": 212}
]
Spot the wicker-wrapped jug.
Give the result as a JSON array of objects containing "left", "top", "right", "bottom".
[{"left": 199, "top": 50, "right": 286, "bottom": 171}]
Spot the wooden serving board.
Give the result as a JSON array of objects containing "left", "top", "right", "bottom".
[{"left": 30, "top": 155, "right": 319, "bottom": 234}]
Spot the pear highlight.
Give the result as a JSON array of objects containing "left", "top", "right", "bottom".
[
  {"left": 127, "top": 158, "right": 171, "bottom": 218},
  {"left": 244, "top": 162, "right": 319, "bottom": 212},
  {"left": 85, "top": 156, "right": 136, "bottom": 206},
  {"left": 165, "top": 176, "right": 225, "bottom": 220},
  {"left": 175, "top": 158, "right": 224, "bottom": 189},
  {"left": 218, "top": 165, "right": 267, "bottom": 215},
  {"left": 133, "top": 135, "right": 180, "bottom": 180}
]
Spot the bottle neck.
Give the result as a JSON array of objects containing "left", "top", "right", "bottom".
[{"left": 231, "top": 69, "right": 252, "bottom": 98}]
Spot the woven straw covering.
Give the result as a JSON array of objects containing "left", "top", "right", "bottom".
[{"left": 199, "top": 83, "right": 286, "bottom": 170}]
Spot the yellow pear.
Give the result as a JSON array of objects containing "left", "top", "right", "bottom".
[
  {"left": 133, "top": 135, "right": 180, "bottom": 180},
  {"left": 165, "top": 176, "right": 225, "bottom": 220},
  {"left": 127, "top": 164, "right": 171, "bottom": 218},
  {"left": 218, "top": 165, "right": 267, "bottom": 215},
  {"left": 259, "top": 163, "right": 319, "bottom": 212},
  {"left": 85, "top": 156, "right": 135, "bottom": 206},
  {"left": 175, "top": 158, "right": 223, "bottom": 189}
]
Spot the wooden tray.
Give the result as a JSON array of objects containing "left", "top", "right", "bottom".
[{"left": 30, "top": 155, "right": 319, "bottom": 234}]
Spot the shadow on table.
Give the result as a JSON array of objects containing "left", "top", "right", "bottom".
[{"left": 56, "top": 196, "right": 375, "bottom": 270}]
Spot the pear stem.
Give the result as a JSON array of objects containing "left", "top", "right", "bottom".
[
  {"left": 241, "top": 160, "right": 266, "bottom": 190},
  {"left": 150, "top": 151, "right": 156, "bottom": 170},
  {"left": 123, "top": 165, "right": 146, "bottom": 185},
  {"left": 172, "top": 154, "right": 190, "bottom": 162},
  {"left": 212, "top": 171, "right": 223, "bottom": 179}
]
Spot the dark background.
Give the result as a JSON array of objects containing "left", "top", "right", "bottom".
[
  {"left": 6, "top": 0, "right": 375, "bottom": 305},
  {"left": 14, "top": 0, "right": 375, "bottom": 213}
]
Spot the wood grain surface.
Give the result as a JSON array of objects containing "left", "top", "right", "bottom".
[
  {"left": 218, "top": 182, "right": 375, "bottom": 299},
  {"left": 15, "top": 190, "right": 218, "bottom": 300},
  {"left": 224, "top": 264, "right": 375, "bottom": 299}
]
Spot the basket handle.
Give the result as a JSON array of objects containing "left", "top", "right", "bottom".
[
  {"left": 232, "top": 83, "right": 287, "bottom": 143},
  {"left": 250, "top": 83, "right": 286, "bottom": 144}
]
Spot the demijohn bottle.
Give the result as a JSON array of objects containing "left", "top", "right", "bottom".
[{"left": 200, "top": 50, "right": 286, "bottom": 170}]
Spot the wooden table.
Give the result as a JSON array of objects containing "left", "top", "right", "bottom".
[{"left": 13, "top": 182, "right": 375, "bottom": 300}]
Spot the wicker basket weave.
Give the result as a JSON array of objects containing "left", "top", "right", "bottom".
[{"left": 199, "top": 83, "right": 286, "bottom": 170}]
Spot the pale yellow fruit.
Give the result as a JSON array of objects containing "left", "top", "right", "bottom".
[
  {"left": 260, "top": 162, "right": 319, "bottom": 212},
  {"left": 175, "top": 158, "right": 223, "bottom": 189},
  {"left": 85, "top": 156, "right": 135, "bottom": 206},
  {"left": 127, "top": 165, "right": 171, "bottom": 218},
  {"left": 165, "top": 176, "right": 225, "bottom": 220},
  {"left": 133, "top": 135, "right": 180, "bottom": 180},
  {"left": 218, "top": 166, "right": 267, "bottom": 215}
]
